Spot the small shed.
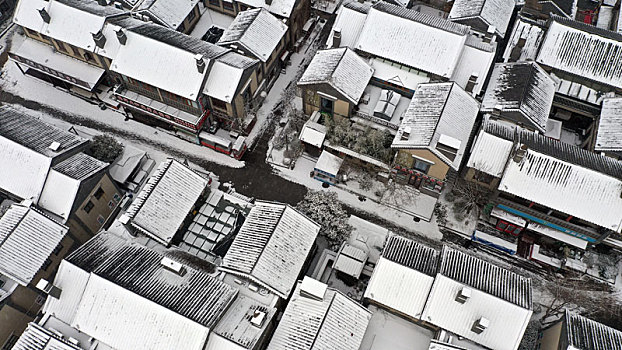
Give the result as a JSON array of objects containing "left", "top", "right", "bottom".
[
  {"left": 333, "top": 242, "right": 368, "bottom": 280},
  {"left": 299, "top": 119, "right": 327, "bottom": 157},
  {"left": 314, "top": 151, "right": 343, "bottom": 185}
]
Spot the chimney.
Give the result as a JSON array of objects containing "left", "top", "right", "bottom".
[
  {"left": 265, "top": 0, "right": 272, "bottom": 5},
  {"left": 300, "top": 276, "right": 327, "bottom": 301},
  {"left": 513, "top": 144, "right": 528, "bottom": 163},
  {"left": 455, "top": 287, "right": 471, "bottom": 304},
  {"left": 92, "top": 30, "right": 107, "bottom": 49},
  {"left": 195, "top": 54, "right": 205, "bottom": 74},
  {"left": 38, "top": 8, "right": 50, "bottom": 23},
  {"left": 509, "top": 38, "right": 526, "bottom": 62},
  {"left": 484, "top": 25, "right": 495, "bottom": 43},
  {"left": 332, "top": 28, "right": 341, "bottom": 48},
  {"left": 472, "top": 317, "right": 490, "bottom": 334},
  {"left": 465, "top": 72, "right": 478, "bottom": 93},
  {"left": 36, "top": 279, "right": 62, "bottom": 299},
  {"left": 400, "top": 126, "right": 411, "bottom": 141},
  {"left": 492, "top": 104, "right": 502, "bottom": 117},
  {"left": 160, "top": 257, "right": 186, "bottom": 276},
  {"left": 97, "top": 0, "right": 108, "bottom": 5},
  {"left": 116, "top": 29, "right": 127, "bottom": 45}
]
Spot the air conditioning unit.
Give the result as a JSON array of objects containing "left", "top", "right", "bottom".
[
  {"left": 455, "top": 287, "right": 471, "bottom": 304},
  {"left": 250, "top": 309, "right": 267, "bottom": 328},
  {"left": 472, "top": 317, "right": 490, "bottom": 334},
  {"left": 400, "top": 126, "right": 411, "bottom": 141},
  {"left": 160, "top": 257, "right": 186, "bottom": 276},
  {"left": 36, "top": 279, "right": 62, "bottom": 299}
]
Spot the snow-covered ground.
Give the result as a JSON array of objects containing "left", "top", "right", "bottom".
[
  {"left": 360, "top": 305, "right": 434, "bottom": 350},
  {"left": 189, "top": 5, "right": 235, "bottom": 39}
]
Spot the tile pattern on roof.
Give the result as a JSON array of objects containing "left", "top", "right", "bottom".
[
  {"left": 438, "top": 246, "right": 532, "bottom": 309},
  {"left": 382, "top": 235, "right": 439, "bottom": 276},
  {"left": 137, "top": 0, "right": 200, "bottom": 29},
  {"left": 12, "top": 323, "right": 81, "bottom": 350},
  {"left": 595, "top": 98, "right": 622, "bottom": 151},
  {"left": 0, "top": 205, "right": 68, "bottom": 285},
  {"left": 127, "top": 159, "right": 208, "bottom": 246},
  {"left": 67, "top": 232, "right": 237, "bottom": 328},
  {"left": 449, "top": 0, "right": 515, "bottom": 36},
  {"left": 564, "top": 310, "right": 622, "bottom": 350},
  {"left": 373, "top": 2, "right": 468, "bottom": 35},
  {"left": 52, "top": 152, "right": 108, "bottom": 180},
  {"left": 343, "top": 0, "right": 371, "bottom": 13}
]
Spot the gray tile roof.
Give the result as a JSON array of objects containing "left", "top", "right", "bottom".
[
  {"left": 382, "top": 235, "right": 439, "bottom": 276},
  {"left": 52, "top": 152, "right": 108, "bottom": 180},
  {"left": 595, "top": 98, "right": 622, "bottom": 151},
  {"left": 438, "top": 246, "right": 532, "bottom": 309},
  {"left": 11, "top": 323, "right": 81, "bottom": 350},
  {"left": 67, "top": 232, "right": 238, "bottom": 329},
  {"left": 0, "top": 107, "right": 87, "bottom": 157},
  {"left": 563, "top": 310, "right": 622, "bottom": 350},
  {"left": 373, "top": 2, "right": 469, "bottom": 35},
  {"left": 0, "top": 204, "right": 68, "bottom": 285},
  {"left": 343, "top": 0, "right": 371, "bottom": 13}
]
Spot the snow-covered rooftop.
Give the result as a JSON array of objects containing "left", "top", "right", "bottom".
[
  {"left": 392, "top": 82, "right": 479, "bottom": 170},
  {"left": 562, "top": 309, "right": 622, "bottom": 349},
  {"left": 482, "top": 62, "right": 555, "bottom": 132},
  {"left": 354, "top": 2, "right": 468, "bottom": 78},
  {"left": 502, "top": 16, "right": 546, "bottom": 63},
  {"left": 448, "top": 0, "right": 515, "bottom": 37},
  {"left": 135, "top": 0, "right": 200, "bottom": 30},
  {"left": 595, "top": 98, "right": 622, "bottom": 151},
  {"left": 298, "top": 48, "right": 373, "bottom": 104},
  {"left": 0, "top": 204, "right": 68, "bottom": 286},
  {"left": 12, "top": 323, "right": 82, "bottom": 350},
  {"left": 53, "top": 152, "right": 108, "bottom": 180},
  {"left": 221, "top": 201, "right": 320, "bottom": 299},
  {"left": 218, "top": 8, "right": 288, "bottom": 62},
  {"left": 466, "top": 129, "right": 514, "bottom": 177},
  {"left": 382, "top": 235, "right": 439, "bottom": 275},
  {"left": 211, "top": 295, "right": 277, "bottom": 349},
  {"left": 315, "top": 151, "right": 343, "bottom": 176},
  {"left": 236, "top": 0, "right": 296, "bottom": 18},
  {"left": 299, "top": 120, "right": 326, "bottom": 148},
  {"left": 108, "top": 143, "right": 147, "bottom": 184},
  {"left": 450, "top": 36, "right": 496, "bottom": 96},
  {"left": 267, "top": 281, "right": 371, "bottom": 350},
  {"left": 203, "top": 60, "right": 245, "bottom": 104},
  {"left": 326, "top": 2, "right": 370, "bottom": 48},
  {"left": 333, "top": 243, "right": 367, "bottom": 278},
  {"left": 126, "top": 159, "right": 209, "bottom": 246},
  {"left": 536, "top": 16, "right": 622, "bottom": 89}
]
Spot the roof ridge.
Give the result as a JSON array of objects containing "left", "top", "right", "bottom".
[
  {"left": 550, "top": 14, "right": 622, "bottom": 42},
  {"left": 373, "top": 1, "right": 469, "bottom": 35}
]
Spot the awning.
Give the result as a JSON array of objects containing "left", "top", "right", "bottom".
[
  {"left": 472, "top": 230, "right": 517, "bottom": 255},
  {"left": 527, "top": 222, "right": 589, "bottom": 249},
  {"left": 10, "top": 37, "right": 104, "bottom": 91},
  {"left": 280, "top": 50, "right": 291, "bottom": 62},
  {"left": 491, "top": 207, "right": 527, "bottom": 227}
]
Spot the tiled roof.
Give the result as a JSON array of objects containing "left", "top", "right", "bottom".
[
  {"left": 66, "top": 232, "right": 237, "bottom": 328},
  {"left": 595, "top": 98, "right": 622, "bottom": 151},
  {"left": 382, "top": 235, "right": 439, "bottom": 276},
  {"left": 563, "top": 310, "right": 622, "bottom": 350},
  {"left": 373, "top": 2, "right": 468, "bottom": 35},
  {"left": 0, "top": 204, "right": 68, "bottom": 285},
  {"left": 448, "top": 0, "right": 515, "bottom": 36},
  {"left": 221, "top": 201, "right": 320, "bottom": 299},
  {"left": 136, "top": 0, "right": 201, "bottom": 30},
  {"left": 438, "top": 246, "right": 532, "bottom": 309},
  {"left": 343, "top": 0, "right": 371, "bottom": 13},
  {"left": 52, "top": 152, "right": 108, "bottom": 180},
  {"left": 11, "top": 323, "right": 81, "bottom": 350},
  {"left": 126, "top": 159, "right": 209, "bottom": 246},
  {"left": 212, "top": 295, "right": 277, "bottom": 349}
]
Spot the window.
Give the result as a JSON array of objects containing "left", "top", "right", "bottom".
[
  {"left": 223, "top": 1, "right": 234, "bottom": 11},
  {"left": 187, "top": 7, "right": 196, "bottom": 22},
  {"left": 413, "top": 159, "right": 431, "bottom": 174},
  {"left": 83, "top": 200, "right": 94, "bottom": 213},
  {"left": 495, "top": 220, "right": 523, "bottom": 236},
  {"left": 94, "top": 187, "right": 105, "bottom": 200},
  {"left": 108, "top": 200, "right": 116, "bottom": 209},
  {"left": 54, "top": 40, "right": 68, "bottom": 53},
  {"left": 53, "top": 243, "right": 64, "bottom": 255},
  {"left": 178, "top": 22, "right": 186, "bottom": 32},
  {"left": 35, "top": 295, "right": 46, "bottom": 305},
  {"left": 436, "top": 143, "right": 458, "bottom": 161},
  {"left": 113, "top": 193, "right": 121, "bottom": 202},
  {"left": 211, "top": 98, "right": 228, "bottom": 110},
  {"left": 97, "top": 215, "right": 106, "bottom": 225},
  {"left": 209, "top": 0, "right": 220, "bottom": 6},
  {"left": 320, "top": 97, "right": 333, "bottom": 115}
]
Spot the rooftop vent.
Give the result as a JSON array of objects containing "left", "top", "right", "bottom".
[
  {"left": 472, "top": 317, "right": 490, "bottom": 334},
  {"left": 160, "top": 257, "right": 186, "bottom": 276},
  {"left": 455, "top": 287, "right": 471, "bottom": 304},
  {"left": 492, "top": 104, "right": 502, "bottom": 117},
  {"left": 250, "top": 309, "right": 267, "bottom": 328},
  {"left": 67, "top": 338, "right": 80, "bottom": 347},
  {"left": 300, "top": 276, "right": 327, "bottom": 301},
  {"left": 484, "top": 25, "right": 495, "bottom": 43},
  {"left": 116, "top": 29, "right": 127, "bottom": 45},
  {"left": 195, "top": 54, "right": 205, "bottom": 74},
  {"left": 36, "top": 279, "right": 62, "bottom": 299},
  {"left": 401, "top": 126, "right": 411, "bottom": 141},
  {"left": 332, "top": 28, "right": 341, "bottom": 48},
  {"left": 92, "top": 30, "right": 107, "bottom": 49},
  {"left": 465, "top": 72, "right": 479, "bottom": 93},
  {"left": 513, "top": 144, "right": 528, "bottom": 163},
  {"left": 48, "top": 141, "right": 61, "bottom": 152},
  {"left": 38, "top": 8, "right": 51, "bottom": 24}
]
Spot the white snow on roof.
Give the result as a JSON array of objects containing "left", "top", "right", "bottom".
[
  {"left": 422, "top": 274, "right": 532, "bottom": 350},
  {"left": 537, "top": 18, "right": 622, "bottom": 89},
  {"left": 42, "top": 260, "right": 91, "bottom": 324},
  {"left": 392, "top": 82, "right": 479, "bottom": 170},
  {"left": 0, "top": 136, "right": 52, "bottom": 202},
  {"left": 219, "top": 8, "right": 288, "bottom": 62},
  {"left": 499, "top": 149, "right": 622, "bottom": 232},
  {"left": 299, "top": 120, "right": 326, "bottom": 148},
  {"left": 221, "top": 202, "right": 320, "bottom": 299},
  {"left": 564, "top": 310, "right": 622, "bottom": 349},
  {"left": 111, "top": 29, "right": 210, "bottom": 100},
  {"left": 136, "top": 0, "right": 200, "bottom": 30},
  {"left": 203, "top": 60, "right": 244, "bottom": 103},
  {"left": 236, "top": 0, "right": 296, "bottom": 18},
  {"left": 127, "top": 159, "right": 208, "bottom": 246},
  {"left": 315, "top": 151, "right": 343, "bottom": 176},
  {"left": 333, "top": 243, "right": 367, "bottom": 278},
  {"left": 370, "top": 58, "right": 431, "bottom": 91},
  {"left": 364, "top": 257, "right": 434, "bottom": 319},
  {"left": 595, "top": 98, "right": 622, "bottom": 151},
  {"left": 467, "top": 130, "right": 514, "bottom": 177},
  {"left": 355, "top": 6, "right": 467, "bottom": 78},
  {"left": 267, "top": 283, "right": 371, "bottom": 350},
  {"left": 299, "top": 48, "right": 373, "bottom": 104},
  {"left": 109, "top": 143, "right": 146, "bottom": 184},
  {"left": 0, "top": 205, "right": 67, "bottom": 286},
  {"left": 449, "top": 0, "right": 514, "bottom": 36},
  {"left": 38, "top": 168, "right": 81, "bottom": 222},
  {"left": 502, "top": 17, "right": 545, "bottom": 63},
  {"left": 72, "top": 273, "right": 210, "bottom": 350},
  {"left": 326, "top": 4, "right": 369, "bottom": 48},
  {"left": 450, "top": 37, "right": 496, "bottom": 96},
  {"left": 12, "top": 323, "right": 82, "bottom": 350}
]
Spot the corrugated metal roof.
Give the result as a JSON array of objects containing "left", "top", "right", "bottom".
[
  {"left": 298, "top": 48, "right": 374, "bottom": 104},
  {"left": 564, "top": 310, "right": 622, "bottom": 350},
  {"left": 537, "top": 16, "right": 622, "bottom": 89},
  {"left": 52, "top": 152, "right": 108, "bottom": 180},
  {"left": 438, "top": 246, "right": 532, "bottom": 309},
  {"left": 66, "top": 232, "right": 237, "bottom": 328},
  {"left": 11, "top": 323, "right": 81, "bottom": 350},
  {"left": 218, "top": 9, "right": 288, "bottom": 62},
  {"left": 481, "top": 62, "right": 556, "bottom": 132},
  {"left": 221, "top": 201, "right": 320, "bottom": 299},
  {"left": 595, "top": 98, "right": 622, "bottom": 151},
  {"left": 267, "top": 282, "right": 371, "bottom": 350},
  {"left": 127, "top": 159, "right": 209, "bottom": 246},
  {"left": 0, "top": 107, "right": 86, "bottom": 157},
  {"left": 0, "top": 204, "right": 68, "bottom": 285},
  {"left": 381, "top": 235, "right": 439, "bottom": 276}
]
